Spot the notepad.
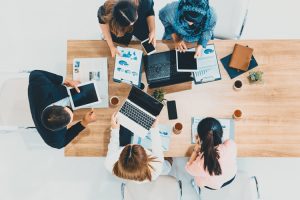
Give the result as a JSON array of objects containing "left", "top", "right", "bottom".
[{"left": 229, "top": 44, "right": 254, "bottom": 71}]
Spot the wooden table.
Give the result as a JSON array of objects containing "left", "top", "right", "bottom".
[{"left": 65, "top": 40, "right": 300, "bottom": 157}]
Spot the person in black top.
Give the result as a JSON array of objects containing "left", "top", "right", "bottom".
[
  {"left": 28, "top": 70, "right": 97, "bottom": 149},
  {"left": 97, "top": 0, "right": 156, "bottom": 57}
]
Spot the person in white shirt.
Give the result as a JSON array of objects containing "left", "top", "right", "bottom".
[{"left": 105, "top": 113, "right": 171, "bottom": 183}]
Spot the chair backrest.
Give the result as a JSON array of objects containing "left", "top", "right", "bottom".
[
  {"left": 200, "top": 171, "right": 259, "bottom": 200},
  {"left": 122, "top": 175, "right": 182, "bottom": 200},
  {"left": 0, "top": 77, "right": 34, "bottom": 128},
  {"left": 210, "top": 0, "right": 250, "bottom": 39}
]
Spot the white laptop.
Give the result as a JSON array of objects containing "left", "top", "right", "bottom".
[{"left": 117, "top": 86, "right": 164, "bottom": 138}]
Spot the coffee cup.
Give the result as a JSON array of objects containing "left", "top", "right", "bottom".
[
  {"left": 233, "top": 109, "right": 242, "bottom": 120},
  {"left": 173, "top": 122, "right": 183, "bottom": 134},
  {"left": 233, "top": 80, "right": 243, "bottom": 91},
  {"left": 110, "top": 96, "right": 120, "bottom": 107}
]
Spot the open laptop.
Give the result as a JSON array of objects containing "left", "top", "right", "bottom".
[
  {"left": 143, "top": 50, "right": 193, "bottom": 88},
  {"left": 117, "top": 86, "right": 164, "bottom": 138}
]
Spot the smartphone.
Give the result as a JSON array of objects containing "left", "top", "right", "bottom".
[
  {"left": 167, "top": 100, "right": 178, "bottom": 120},
  {"left": 141, "top": 38, "right": 156, "bottom": 55}
]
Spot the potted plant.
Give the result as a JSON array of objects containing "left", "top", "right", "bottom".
[
  {"left": 248, "top": 71, "right": 263, "bottom": 83},
  {"left": 152, "top": 88, "right": 166, "bottom": 104}
]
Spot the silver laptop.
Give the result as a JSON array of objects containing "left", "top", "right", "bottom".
[{"left": 117, "top": 86, "right": 164, "bottom": 138}]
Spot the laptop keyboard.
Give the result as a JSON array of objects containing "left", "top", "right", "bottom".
[
  {"left": 120, "top": 101, "right": 155, "bottom": 130},
  {"left": 147, "top": 63, "right": 177, "bottom": 81}
]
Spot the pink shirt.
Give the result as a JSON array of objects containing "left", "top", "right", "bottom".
[{"left": 185, "top": 139, "right": 237, "bottom": 189}]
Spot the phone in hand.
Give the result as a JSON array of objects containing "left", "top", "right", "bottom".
[
  {"left": 167, "top": 100, "right": 178, "bottom": 120},
  {"left": 141, "top": 38, "right": 156, "bottom": 55}
]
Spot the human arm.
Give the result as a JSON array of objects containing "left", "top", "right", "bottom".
[
  {"left": 99, "top": 24, "right": 121, "bottom": 58},
  {"left": 64, "top": 109, "right": 96, "bottom": 146},
  {"left": 172, "top": 33, "right": 187, "bottom": 52},
  {"left": 105, "top": 113, "right": 121, "bottom": 171},
  {"left": 196, "top": 8, "right": 217, "bottom": 52},
  {"left": 147, "top": 15, "right": 156, "bottom": 47}
]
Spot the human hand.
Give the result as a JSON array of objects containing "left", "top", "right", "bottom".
[
  {"left": 64, "top": 79, "right": 81, "bottom": 93},
  {"left": 110, "top": 46, "right": 121, "bottom": 58},
  {"left": 81, "top": 109, "right": 97, "bottom": 127},
  {"left": 111, "top": 112, "right": 120, "bottom": 129},
  {"left": 148, "top": 31, "right": 156, "bottom": 47},
  {"left": 194, "top": 45, "right": 203, "bottom": 58},
  {"left": 187, "top": 144, "right": 200, "bottom": 165},
  {"left": 151, "top": 117, "right": 159, "bottom": 128},
  {"left": 174, "top": 40, "right": 187, "bottom": 52}
]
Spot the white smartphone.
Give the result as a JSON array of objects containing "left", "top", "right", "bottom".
[{"left": 141, "top": 38, "right": 156, "bottom": 55}]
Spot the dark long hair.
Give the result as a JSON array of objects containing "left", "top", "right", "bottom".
[
  {"left": 100, "top": 0, "right": 139, "bottom": 36},
  {"left": 197, "top": 117, "right": 223, "bottom": 175}
]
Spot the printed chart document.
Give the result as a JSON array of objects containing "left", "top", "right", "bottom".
[
  {"left": 73, "top": 58, "right": 109, "bottom": 108},
  {"left": 191, "top": 117, "right": 234, "bottom": 144},
  {"left": 193, "top": 44, "right": 221, "bottom": 84},
  {"left": 113, "top": 46, "right": 143, "bottom": 87},
  {"left": 132, "top": 124, "right": 171, "bottom": 151}
]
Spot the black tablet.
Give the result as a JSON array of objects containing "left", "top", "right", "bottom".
[
  {"left": 67, "top": 81, "right": 101, "bottom": 110},
  {"left": 176, "top": 51, "right": 198, "bottom": 72}
]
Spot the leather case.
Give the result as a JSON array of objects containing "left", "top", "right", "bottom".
[{"left": 229, "top": 44, "right": 254, "bottom": 71}]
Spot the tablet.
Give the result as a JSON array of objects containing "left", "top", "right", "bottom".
[
  {"left": 67, "top": 81, "right": 101, "bottom": 110},
  {"left": 176, "top": 50, "right": 198, "bottom": 72}
]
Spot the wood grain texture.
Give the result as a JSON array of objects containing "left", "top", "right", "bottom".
[{"left": 65, "top": 40, "right": 300, "bottom": 157}]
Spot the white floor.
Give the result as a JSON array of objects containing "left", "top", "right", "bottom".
[{"left": 1, "top": 0, "right": 300, "bottom": 200}]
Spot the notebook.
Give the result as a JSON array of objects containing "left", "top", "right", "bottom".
[
  {"left": 73, "top": 58, "right": 109, "bottom": 108},
  {"left": 191, "top": 117, "right": 234, "bottom": 144},
  {"left": 113, "top": 46, "right": 143, "bottom": 87},
  {"left": 193, "top": 44, "right": 221, "bottom": 84},
  {"left": 229, "top": 44, "right": 254, "bottom": 71},
  {"left": 221, "top": 54, "right": 258, "bottom": 79}
]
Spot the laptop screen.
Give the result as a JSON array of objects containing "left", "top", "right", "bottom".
[{"left": 128, "top": 86, "right": 164, "bottom": 116}]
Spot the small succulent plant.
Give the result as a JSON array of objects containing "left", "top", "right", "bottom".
[
  {"left": 248, "top": 71, "right": 263, "bottom": 82},
  {"left": 152, "top": 88, "right": 166, "bottom": 103}
]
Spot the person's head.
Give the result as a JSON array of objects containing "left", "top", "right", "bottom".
[
  {"left": 178, "top": 0, "right": 209, "bottom": 26},
  {"left": 112, "top": 144, "right": 157, "bottom": 181},
  {"left": 41, "top": 106, "right": 73, "bottom": 131},
  {"left": 197, "top": 117, "right": 223, "bottom": 176},
  {"left": 101, "top": 0, "right": 138, "bottom": 37}
]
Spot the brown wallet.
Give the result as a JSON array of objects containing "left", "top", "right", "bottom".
[{"left": 229, "top": 44, "right": 254, "bottom": 71}]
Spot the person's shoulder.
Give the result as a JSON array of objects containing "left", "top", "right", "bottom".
[
  {"left": 207, "top": 7, "right": 217, "bottom": 24},
  {"left": 159, "top": 1, "right": 178, "bottom": 17},
  {"left": 223, "top": 139, "right": 237, "bottom": 156},
  {"left": 223, "top": 139, "right": 237, "bottom": 147}
]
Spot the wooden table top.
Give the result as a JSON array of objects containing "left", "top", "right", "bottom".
[{"left": 65, "top": 39, "right": 300, "bottom": 157}]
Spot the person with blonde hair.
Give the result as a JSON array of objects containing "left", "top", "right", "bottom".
[
  {"left": 105, "top": 113, "right": 171, "bottom": 182},
  {"left": 98, "top": 0, "right": 156, "bottom": 57}
]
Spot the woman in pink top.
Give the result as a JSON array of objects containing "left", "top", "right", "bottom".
[{"left": 186, "top": 117, "right": 237, "bottom": 190}]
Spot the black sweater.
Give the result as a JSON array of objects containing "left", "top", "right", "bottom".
[{"left": 28, "top": 70, "right": 85, "bottom": 149}]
